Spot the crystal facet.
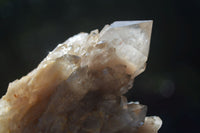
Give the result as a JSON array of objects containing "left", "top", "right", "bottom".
[{"left": 0, "top": 20, "right": 162, "bottom": 133}]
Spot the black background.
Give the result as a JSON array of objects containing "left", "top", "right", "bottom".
[{"left": 0, "top": 0, "right": 199, "bottom": 132}]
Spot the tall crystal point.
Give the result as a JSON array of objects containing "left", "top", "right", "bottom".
[
  {"left": 100, "top": 20, "right": 153, "bottom": 76},
  {"left": 0, "top": 20, "right": 162, "bottom": 133}
]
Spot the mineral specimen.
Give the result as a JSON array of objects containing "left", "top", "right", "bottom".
[{"left": 0, "top": 21, "right": 162, "bottom": 133}]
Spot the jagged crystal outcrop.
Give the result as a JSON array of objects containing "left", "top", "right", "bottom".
[{"left": 0, "top": 21, "right": 162, "bottom": 133}]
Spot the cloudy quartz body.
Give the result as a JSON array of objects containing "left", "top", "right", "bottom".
[{"left": 0, "top": 21, "right": 162, "bottom": 133}]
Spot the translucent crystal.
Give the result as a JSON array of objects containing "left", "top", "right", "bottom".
[{"left": 0, "top": 21, "right": 162, "bottom": 133}]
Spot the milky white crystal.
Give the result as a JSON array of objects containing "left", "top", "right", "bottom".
[{"left": 0, "top": 21, "right": 162, "bottom": 133}]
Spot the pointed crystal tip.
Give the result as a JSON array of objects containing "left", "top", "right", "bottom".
[
  {"left": 110, "top": 20, "right": 153, "bottom": 28},
  {"left": 100, "top": 20, "right": 153, "bottom": 76}
]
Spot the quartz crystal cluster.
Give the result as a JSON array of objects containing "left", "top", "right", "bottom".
[{"left": 0, "top": 21, "right": 162, "bottom": 133}]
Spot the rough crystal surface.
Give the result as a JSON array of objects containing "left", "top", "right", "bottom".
[{"left": 0, "top": 21, "right": 162, "bottom": 133}]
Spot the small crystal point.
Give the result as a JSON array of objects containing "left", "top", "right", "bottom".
[
  {"left": 0, "top": 21, "right": 161, "bottom": 133},
  {"left": 111, "top": 20, "right": 153, "bottom": 39},
  {"left": 110, "top": 20, "right": 153, "bottom": 56},
  {"left": 100, "top": 20, "right": 153, "bottom": 76}
]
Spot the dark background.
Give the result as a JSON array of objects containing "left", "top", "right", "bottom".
[{"left": 0, "top": 0, "right": 199, "bottom": 132}]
